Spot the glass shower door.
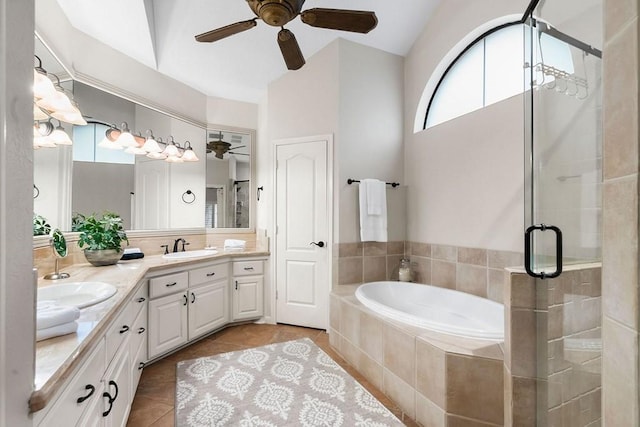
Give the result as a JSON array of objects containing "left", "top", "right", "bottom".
[{"left": 524, "top": 0, "right": 603, "bottom": 425}]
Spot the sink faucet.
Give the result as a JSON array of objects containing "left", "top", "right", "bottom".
[{"left": 173, "top": 238, "right": 187, "bottom": 253}]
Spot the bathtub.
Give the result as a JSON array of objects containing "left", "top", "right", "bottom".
[{"left": 355, "top": 281, "right": 504, "bottom": 341}]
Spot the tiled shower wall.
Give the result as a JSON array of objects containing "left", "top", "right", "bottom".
[{"left": 334, "top": 241, "right": 523, "bottom": 304}]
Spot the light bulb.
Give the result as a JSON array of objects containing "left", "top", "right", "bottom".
[
  {"left": 142, "top": 137, "right": 162, "bottom": 153},
  {"left": 181, "top": 149, "right": 199, "bottom": 162},
  {"left": 116, "top": 131, "right": 137, "bottom": 148},
  {"left": 162, "top": 143, "right": 179, "bottom": 157}
]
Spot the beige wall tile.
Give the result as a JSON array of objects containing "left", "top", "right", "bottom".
[
  {"left": 358, "top": 351, "right": 383, "bottom": 391},
  {"left": 604, "top": 0, "right": 637, "bottom": 42},
  {"left": 364, "top": 242, "right": 387, "bottom": 256},
  {"left": 456, "top": 264, "right": 487, "bottom": 297},
  {"left": 487, "top": 268, "right": 505, "bottom": 303},
  {"left": 510, "top": 376, "right": 536, "bottom": 426},
  {"left": 340, "top": 299, "right": 360, "bottom": 346},
  {"left": 415, "top": 393, "right": 445, "bottom": 427},
  {"left": 340, "top": 335, "right": 360, "bottom": 369},
  {"left": 360, "top": 311, "right": 384, "bottom": 363},
  {"left": 387, "top": 241, "right": 405, "bottom": 255},
  {"left": 416, "top": 338, "right": 445, "bottom": 408},
  {"left": 383, "top": 368, "right": 415, "bottom": 420},
  {"left": 410, "top": 256, "right": 431, "bottom": 284},
  {"left": 458, "top": 247, "right": 487, "bottom": 266},
  {"left": 602, "top": 177, "right": 638, "bottom": 328},
  {"left": 329, "top": 329, "right": 341, "bottom": 352},
  {"left": 410, "top": 241, "right": 431, "bottom": 257},
  {"left": 432, "top": 260, "right": 456, "bottom": 289},
  {"left": 445, "top": 354, "right": 504, "bottom": 425},
  {"left": 603, "top": 21, "right": 639, "bottom": 179},
  {"left": 432, "top": 244, "right": 457, "bottom": 261},
  {"left": 446, "top": 415, "right": 502, "bottom": 427},
  {"left": 338, "top": 257, "right": 363, "bottom": 285},
  {"left": 329, "top": 293, "right": 341, "bottom": 331},
  {"left": 508, "top": 309, "right": 537, "bottom": 378},
  {"left": 507, "top": 272, "right": 536, "bottom": 310},
  {"left": 602, "top": 316, "right": 639, "bottom": 426},
  {"left": 487, "top": 250, "right": 523, "bottom": 269},
  {"left": 338, "top": 242, "right": 363, "bottom": 257},
  {"left": 363, "top": 255, "right": 387, "bottom": 282},
  {"left": 383, "top": 323, "right": 416, "bottom": 386}
]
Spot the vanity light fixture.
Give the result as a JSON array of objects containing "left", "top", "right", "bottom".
[
  {"left": 114, "top": 122, "right": 137, "bottom": 148},
  {"left": 33, "top": 56, "right": 57, "bottom": 100},
  {"left": 142, "top": 131, "right": 162, "bottom": 153},
  {"left": 49, "top": 120, "right": 73, "bottom": 145},
  {"left": 181, "top": 141, "right": 199, "bottom": 162},
  {"left": 162, "top": 136, "right": 180, "bottom": 157}
]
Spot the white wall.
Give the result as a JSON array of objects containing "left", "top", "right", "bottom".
[
  {"left": 337, "top": 40, "right": 405, "bottom": 243},
  {"left": 207, "top": 97, "right": 258, "bottom": 130},
  {"left": 404, "top": 0, "right": 529, "bottom": 252}
]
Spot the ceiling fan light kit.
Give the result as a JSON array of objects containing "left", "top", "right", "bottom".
[{"left": 195, "top": 0, "right": 378, "bottom": 70}]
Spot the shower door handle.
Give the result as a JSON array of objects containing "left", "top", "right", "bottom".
[{"left": 524, "top": 224, "right": 563, "bottom": 279}]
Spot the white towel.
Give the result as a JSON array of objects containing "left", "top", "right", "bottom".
[
  {"left": 224, "top": 239, "right": 246, "bottom": 249},
  {"left": 359, "top": 179, "right": 388, "bottom": 242},
  {"left": 36, "top": 321, "right": 78, "bottom": 342},
  {"left": 36, "top": 302, "right": 81, "bottom": 330}
]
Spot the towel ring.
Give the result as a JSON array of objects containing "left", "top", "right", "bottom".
[
  {"left": 181, "top": 190, "right": 196, "bottom": 204},
  {"left": 34, "top": 184, "right": 40, "bottom": 199}
]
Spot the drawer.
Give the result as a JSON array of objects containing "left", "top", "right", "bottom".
[
  {"left": 233, "top": 260, "right": 263, "bottom": 276},
  {"left": 130, "top": 282, "right": 148, "bottom": 318},
  {"left": 149, "top": 271, "right": 188, "bottom": 299},
  {"left": 190, "top": 263, "right": 228, "bottom": 287},
  {"left": 105, "top": 303, "right": 134, "bottom": 364}
]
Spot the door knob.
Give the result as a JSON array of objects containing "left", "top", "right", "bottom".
[{"left": 310, "top": 241, "right": 325, "bottom": 248}]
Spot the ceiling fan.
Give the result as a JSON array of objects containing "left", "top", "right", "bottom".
[
  {"left": 195, "top": 0, "right": 378, "bottom": 70},
  {"left": 206, "top": 132, "right": 247, "bottom": 159}
]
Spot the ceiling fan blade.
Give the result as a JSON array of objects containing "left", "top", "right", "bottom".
[
  {"left": 195, "top": 19, "right": 257, "bottom": 43},
  {"left": 229, "top": 145, "right": 246, "bottom": 150},
  {"left": 300, "top": 8, "right": 378, "bottom": 34},
  {"left": 228, "top": 152, "right": 249, "bottom": 156},
  {"left": 278, "top": 29, "right": 305, "bottom": 70}
]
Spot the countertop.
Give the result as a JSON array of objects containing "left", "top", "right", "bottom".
[{"left": 31, "top": 249, "right": 269, "bottom": 413}]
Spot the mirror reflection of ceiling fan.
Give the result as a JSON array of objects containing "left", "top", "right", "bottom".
[
  {"left": 206, "top": 132, "right": 248, "bottom": 159},
  {"left": 195, "top": 0, "right": 378, "bottom": 70}
]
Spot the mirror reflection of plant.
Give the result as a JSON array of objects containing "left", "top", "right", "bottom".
[
  {"left": 75, "top": 211, "right": 129, "bottom": 251},
  {"left": 33, "top": 214, "right": 52, "bottom": 236},
  {"left": 51, "top": 229, "right": 67, "bottom": 257}
]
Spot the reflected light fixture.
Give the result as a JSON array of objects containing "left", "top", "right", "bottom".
[
  {"left": 181, "top": 141, "right": 199, "bottom": 162},
  {"left": 49, "top": 120, "right": 72, "bottom": 145}
]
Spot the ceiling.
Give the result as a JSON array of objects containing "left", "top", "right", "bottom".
[{"left": 54, "top": 0, "right": 442, "bottom": 103}]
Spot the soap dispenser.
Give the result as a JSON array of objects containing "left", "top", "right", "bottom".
[{"left": 398, "top": 258, "right": 412, "bottom": 282}]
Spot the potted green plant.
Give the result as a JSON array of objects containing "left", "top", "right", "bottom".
[
  {"left": 33, "top": 214, "right": 52, "bottom": 236},
  {"left": 73, "top": 211, "right": 129, "bottom": 266}
]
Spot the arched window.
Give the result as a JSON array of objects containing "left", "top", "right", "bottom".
[{"left": 421, "top": 21, "right": 575, "bottom": 130}]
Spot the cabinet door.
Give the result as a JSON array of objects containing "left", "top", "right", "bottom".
[
  {"left": 102, "top": 344, "right": 131, "bottom": 427},
  {"left": 188, "top": 280, "right": 229, "bottom": 340},
  {"left": 148, "top": 292, "right": 188, "bottom": 359},
  {"left": 232, "top": 276, "right": 264, "bottom": 321}
]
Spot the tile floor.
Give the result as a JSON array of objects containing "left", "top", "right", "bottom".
[{"left": 127, "top": 323, "right": 419, "bottom": 426}]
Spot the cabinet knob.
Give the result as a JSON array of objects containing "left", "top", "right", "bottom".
[
  {"left": 119, "top": 325, "right": 130, "bottom": 334},
  {"left": 138, "top": 362, "right": 145, "bottom": 370},
  {"left": 183, "top": 294, "right": 188, "bottom": 306},
  {"left": 206, "top": 272, "right": 216, "bottom": 277},
  {"left": 136, "top": 297, "right": 146, "bottom": 303},
  {"left": 191, "top": 292, "right": 196, "bottom": 304},
  {"left": 243, "top": 267, "right": 254, "bottom": 271},
  {"left": 102, "top": 380, "right": 119, "bottom": 417},
  {"left": 76, "top": 384, "right": 95, "bottom": 404},
  {"left": 138, "top": 327, "right": 146, "bottom": 334},
  {"left": 166, "top": 282, "right": 177, "bottom": 287}
]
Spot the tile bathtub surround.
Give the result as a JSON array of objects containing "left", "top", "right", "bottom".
[
  {"left": 407, "top": 242, "right": 524, "bottom": 304},
  {"left": 331, "top": 290, "right": 504, "bottom": 426},
  {"left": 336, "top": 241, "right": 406, "bottom": 285},
  {"left": 504, "top": 266, "right": 602, "bottom": 426}
]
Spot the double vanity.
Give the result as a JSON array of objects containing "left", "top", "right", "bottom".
[{"left": 31, "top": 248, "right": 268, "bottom": 427}]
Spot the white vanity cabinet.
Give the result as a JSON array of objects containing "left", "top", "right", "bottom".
[
  {"left": 35, "top": 282, "right": 147, "bottom": 427},
  {"left": 231, "top": 259, "right": 265, "bottom": 321},
  {"left": 147, "top": 261, "right": 229, "bottom": 359}
]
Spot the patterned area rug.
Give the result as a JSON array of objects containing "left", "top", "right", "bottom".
[{"left": 175, "top": 337, "right": 404, "bottom": 426}]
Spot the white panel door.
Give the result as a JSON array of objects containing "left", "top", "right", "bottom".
[
  {"left": 276, "top": 138, "right": 329, "bottom": 329},
  {"left": 134, "top": 159, "right": 169, "bottom": 229}
]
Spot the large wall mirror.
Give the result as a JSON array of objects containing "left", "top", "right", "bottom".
[{"left": 33, "top": 36, "right": 255, "bottom": 234}]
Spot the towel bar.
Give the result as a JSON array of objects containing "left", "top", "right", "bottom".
[{"left": 347, "top": 179, "right": 400, "bottom": 188}]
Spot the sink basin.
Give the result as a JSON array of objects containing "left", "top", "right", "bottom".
[
  {"left": 162, "top": 249, "right": 218, "bottom": 260},
  {"left": 38, "top": 282, "right": 117, "bottom": 309}
]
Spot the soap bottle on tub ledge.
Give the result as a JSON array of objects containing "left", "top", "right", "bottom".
[{"left": 398, "top": 258, "right": 412, "bottom": 282}]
